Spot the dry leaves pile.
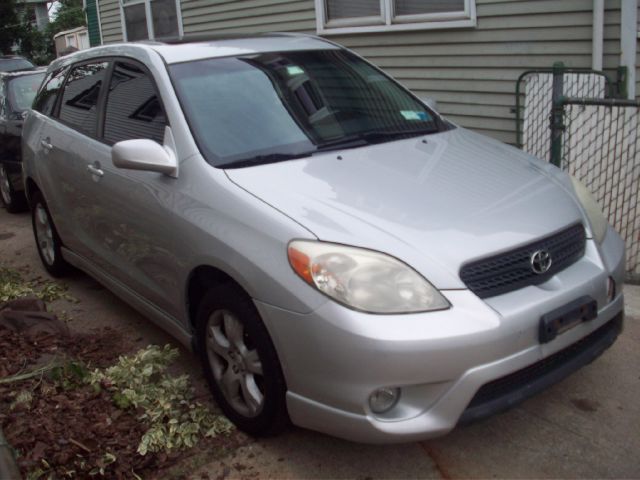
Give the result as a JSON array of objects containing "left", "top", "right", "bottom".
[
  {"left": 0, "top": 325, "right": 155, "bottom": 478},
  {"left": 1, "top": 326, "right": 236, "bottom": 479},
  {"left": 0, "top": 265, "right": 236, "bottom": 479}
]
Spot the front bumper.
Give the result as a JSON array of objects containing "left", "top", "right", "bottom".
[
  {"left": 459, "top": 310, "right": 622, "bottom": 424},
  {"left": 255, "top": 226, "right": 625, "bottom": 443}
]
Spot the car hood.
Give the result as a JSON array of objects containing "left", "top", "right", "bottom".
[{"left": 225, "top": 128, "right": 585, "bottom": 289}]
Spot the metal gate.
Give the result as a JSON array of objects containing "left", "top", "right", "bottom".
[{"left": 515, "top": 65, "right": 639, "bottom": 282}]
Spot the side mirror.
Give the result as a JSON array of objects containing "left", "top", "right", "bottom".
[
  {"left": 420, "top": 96, "right": 438, "bottom": 113},
  {"left": 112, "top": 139, "right": 178, "bottom": 177}
]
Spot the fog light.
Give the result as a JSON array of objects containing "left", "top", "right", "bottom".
[
  {"left": 607, "top": 277, "right": 616, "bottom": 303},
  {"left": 369, "top": 387, "right": 400, "bottom": 414}
]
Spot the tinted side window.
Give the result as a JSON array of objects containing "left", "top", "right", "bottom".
[
  {"left": 104, "top": 62, "right": 166, "bottom": 145},
  {"left": 58, "top": 62, "right": 109, "bottom": 137},
  {"left": 33, "top": 66, "right": 69, "bottom": 116}
]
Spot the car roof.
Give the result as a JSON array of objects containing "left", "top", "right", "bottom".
[
  {"left": 147, "top": 33, "right": 340, "bottom": 64},
  {"left": 47, "top": 33, "right": 340, "bottom": 71}
]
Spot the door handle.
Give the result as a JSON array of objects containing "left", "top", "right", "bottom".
[
  {"left": 86, "top": 164, "right": 104, "bottom": 178},
  {"left": 41, "top": 139, "right": 53, "bottom": 150}
]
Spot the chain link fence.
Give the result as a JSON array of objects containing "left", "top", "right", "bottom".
[
  {"left": 516, "top": 68, "right": 610, "bottom": 162},
  {"left": 516, "top": 66, "right": 639, "bottom": 281}
]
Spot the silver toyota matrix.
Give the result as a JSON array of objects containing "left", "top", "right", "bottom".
[{"left": 22, "top": 34, "right": 625, "bottom": 443}]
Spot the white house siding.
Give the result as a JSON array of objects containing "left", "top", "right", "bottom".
[{"left": 97, "top": 0, "right": 629, "bottom": 144}]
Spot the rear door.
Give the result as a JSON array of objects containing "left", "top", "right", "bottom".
[{"left": 27, "top": 66, "right": 74, "bottom": 242}]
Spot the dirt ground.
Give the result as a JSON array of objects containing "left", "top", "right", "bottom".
[{"left": 1, "top": 206, "right": 639, "bottom": 479}]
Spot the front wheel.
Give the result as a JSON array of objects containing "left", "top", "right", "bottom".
[
  {"left": 31, "top": 191, "right": 69, "bottom": 277},
  {"left": 196, "top": 284, "right": 288, "bottom": 436},
  {"left": 0, "top": 163, "right": 27, "bottom": 213}
]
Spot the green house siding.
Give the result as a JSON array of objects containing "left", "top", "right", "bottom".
[
  {"left": 181, "top": 0, "right": 316, "bottom": 34},
  {"left": 99, "top": 0, "right": 123, "bottom": 44},
  {"left": 96, "top": 0, "right": 628, "bottom": 144},
  {"left": 85, "top": 0, "right": 102, "bottom": 47}
]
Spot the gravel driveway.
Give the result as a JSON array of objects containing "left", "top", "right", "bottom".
[{"left": 2, "top": 206, "right": 638, "bottom": 479}]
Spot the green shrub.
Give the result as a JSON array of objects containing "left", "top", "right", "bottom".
[{"left": 89, "top": 345, "right": 233, "bottom": 455}]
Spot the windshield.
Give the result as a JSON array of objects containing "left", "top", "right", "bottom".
[
  {"left": 169, "top": 49, "right": 442, "bottom": 168},
  {"left": 8, "top": 73, "right": 45, "bottom": 111},
  {"left": 0, "top": 58, "right": 35, "bottom": 72}
]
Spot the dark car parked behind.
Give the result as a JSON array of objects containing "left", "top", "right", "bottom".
[{"left": 0, "top": 69, "right": 45, "bottom": 212}]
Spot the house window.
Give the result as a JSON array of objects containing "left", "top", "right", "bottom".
[
  {"left": 315, "top": 0, "right": 476, "bottom": 34},
  {"left": 65, "top": 34, "right": 77, "bottom": 48},
  {"left": 121, "top": 0, "right": 182, "bottom": 41},
  {"left": 78, "top": 31, "right": 90, "bottom": 50}
]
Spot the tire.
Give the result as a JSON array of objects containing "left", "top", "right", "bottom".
[
  {"left": 30, "top": 191, "right": 70, "bottom": 277},
  {"left": 0, "top": 163, "right": 27, "bottom": 213},
  {"left": 196, "top": 284, "right": 288, "bottom": 436}
]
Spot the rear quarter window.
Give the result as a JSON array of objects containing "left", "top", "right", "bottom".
[
  {"left": 33, "top": 66, "right": 69, "bottom": 116},
  {"left": 58, "top": 62, "right": 109, "bottom": 138}
]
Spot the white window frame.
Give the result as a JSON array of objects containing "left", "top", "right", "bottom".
[
  {"left": 65, "top": 34, "right": 78, "bottom": 48},
  {"left": 78, "top": 31, "right": 90, "bottom": 49},
  {"left": 315, "top": 0, "right": 476, "bottom": 35},
  {"left": 119, "top": 0, "right": 184, "bottom": 41}
]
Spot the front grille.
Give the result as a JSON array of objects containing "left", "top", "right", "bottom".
[
  {"left": 459, "top": 224, "right": 586, "bottom": 299},
  {"left": 465, "top": 314, "right": 622, "bottom": 414}
]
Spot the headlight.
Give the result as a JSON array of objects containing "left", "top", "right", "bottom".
[
  {"left": 570, "top": 176, "right": 608, "bottom": 244},
  {"left": 288, "top": 240, "right": 449, "bottom": 314}
]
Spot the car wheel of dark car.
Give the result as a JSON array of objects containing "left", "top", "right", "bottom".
[
  {"left": 196, "top": 284, "right": 288, "bottom": 436},
  {"left": 31, "top": 191, "right": 69, "bottom": 277},
  {"left": 0, "top": 164, "right": 27, "bottom": 213}
]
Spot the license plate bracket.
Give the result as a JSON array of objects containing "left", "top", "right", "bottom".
[{"left": 539, "top": 296, "right": 598, "bottom": 343}]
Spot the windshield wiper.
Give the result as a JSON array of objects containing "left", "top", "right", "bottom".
[
  {"left": 312, "top": 136, "right": 370, "bottom": 153},
  {"left": 219, "top": 152, "right": 312, "bottom": 169},
  {"left": 363, "top": 127, "right": 440, "bottom": 143},
  {"left": 313, "top": 128, "right": 438, "bottom": 154},
  {"left": 219, "top": 128, "right": 440, "bottom": 168}
]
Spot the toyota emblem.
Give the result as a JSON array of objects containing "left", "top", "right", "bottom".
[{"left": 530, "top": 250, "right": 552, "bottom": 274}]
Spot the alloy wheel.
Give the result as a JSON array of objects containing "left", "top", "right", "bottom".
[
  {"left": 205, "top": 309, "right": 265, "bottom": 417},
  {"left": 34, "top": 203, "right": 55, "bottom": 265},
  {"left": 0, "top": 165, "right": 11, "bottom": 205}
]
